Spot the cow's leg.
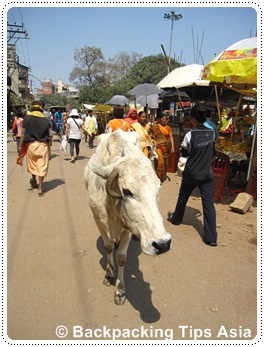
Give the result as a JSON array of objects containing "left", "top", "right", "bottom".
[
  {"left": 114, "top": 229, "right": 131, "bottom": 305},
  {"left": 97, "top": 223, "right": 115, "bottom": 286},
  {"left": 100, "top": 232, "right": 115, "bottom": 286},
  {"left": 94, "top": 217, "right": 116, "bottom": 286}
]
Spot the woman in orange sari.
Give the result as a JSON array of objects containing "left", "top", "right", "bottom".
[{"left": 152, "top": 114, "right": 174, "bottom": 182}]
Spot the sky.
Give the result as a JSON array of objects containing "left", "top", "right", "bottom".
[{"left": 5, "top": 2, "right": 258, "bottom": 91}]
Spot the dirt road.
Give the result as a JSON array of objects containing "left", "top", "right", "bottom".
[{"left": 6, "top": 135, "right": 257, "bottom": 341}]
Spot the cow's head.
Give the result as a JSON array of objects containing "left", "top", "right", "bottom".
[{"left": 89, "top": 153, "right": 171, "bottom": 256}]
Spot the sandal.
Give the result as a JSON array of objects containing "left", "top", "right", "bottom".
[
  {"left": 30, "top": 178, "right": 38, "bottom": 189},
  {"left": 167, "top": 210, "right": 174, "bottom": 222},
  {"left": 38, "top": 191, "right": 45, "bottom": 197}
]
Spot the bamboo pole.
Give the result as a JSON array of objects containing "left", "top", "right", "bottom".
[
  {"left": 175, "top": 88, "right": 184, "bottom": 122},
  {"left": 214, "top": 85, "right": 221, "bottom": 123},
  {"left": 231, "top": 94, "right": 243, "bottom": 143},
  {"left": 246, "top": 115, "right": 257, "bottom": 193}
]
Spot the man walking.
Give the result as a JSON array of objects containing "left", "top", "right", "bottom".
[
  {"left": 19, "top": 101, "right": 52, "bottom": 196},
  {"left": 84, "top": 109, "right": 98, "bottom": 148}
]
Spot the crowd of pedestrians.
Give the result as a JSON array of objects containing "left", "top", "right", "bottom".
[{"left": 11, "top": 100, "right": 217, "bottom": 246}]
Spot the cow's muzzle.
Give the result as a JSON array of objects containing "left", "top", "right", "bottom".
[{"left": 152, "top": 239, "right": 171, "bottom": 254}]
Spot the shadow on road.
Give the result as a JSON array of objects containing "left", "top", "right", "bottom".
[
  {"left": 96, "top": 236, "right": 161, "bottom": 323},
  {"left": 62, "top": 155, "right": 90, "bottom": 162},
  {"left": 49, "top": 153, "right": 59, "bottom": 160},
  {"left": 181, "top": 205, "right": 205, "bottom": 239},
  {"left": 43, "top": 178, "right": 65, "bottom": 192}
]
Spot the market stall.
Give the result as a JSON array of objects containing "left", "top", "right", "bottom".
[
  {"left": 83, "top": 103, "right": 113, "bottom": 134},
  {"left": 202, "top": 37, "right": 257, "bottom": 198}
]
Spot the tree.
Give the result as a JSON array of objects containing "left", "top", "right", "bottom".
[
  {"left": 78, "top": 86, "right": 107, "bottom": 105},
  {"left": 40, "top": 94, "right": 69, "bottom": 110},
  {"left": 68, "top": 47, "right": 183, "bottom": 106},
  {"left": 107, "top": 51, "right": 142, "bottom": 85},
  {"left": 69, "top": 46, "right": 106, "bottom": 88},
  {"left": 126, "top": 54, "right": 181, "bottom": 87}
]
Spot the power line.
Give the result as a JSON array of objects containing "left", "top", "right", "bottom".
[
  {"left": 7, "top": 22, "right": 29, "bottom": 44},
  {"left": 28, "top": 73, "right": 43, "bottom": 84}
]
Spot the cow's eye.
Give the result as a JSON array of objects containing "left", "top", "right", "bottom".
[{"left": 123, "top": 188, "right": 134, "bottom": 198}]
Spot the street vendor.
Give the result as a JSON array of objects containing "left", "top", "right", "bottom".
[{"left": 204, "top": 109, "right": 219, "bottom": 139}]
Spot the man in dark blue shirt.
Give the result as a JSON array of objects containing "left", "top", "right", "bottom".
[{"left": 168, "top": 104, "right": 217, "bottom": 246}]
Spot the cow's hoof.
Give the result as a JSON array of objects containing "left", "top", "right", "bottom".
[
  {"left": 103, "top": 275, "right": 115, "bottom": 287},
  {"left": 114, "top": 291, "right": 126, "bottom": 305}
]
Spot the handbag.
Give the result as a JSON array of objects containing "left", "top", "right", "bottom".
[
  {"left": 60, "top": 135, "right": 68, "bottom": 151},
  {"left": 176, "top": 157, "right": 187, "bottom": 177}
]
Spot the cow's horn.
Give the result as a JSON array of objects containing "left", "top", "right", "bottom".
[{"left": 106, "top": 168, "right": 122, "bottom": 199}]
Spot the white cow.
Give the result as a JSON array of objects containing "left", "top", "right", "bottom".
[{"left": 84, "top": 130, "right": 171, "bottom": 305}]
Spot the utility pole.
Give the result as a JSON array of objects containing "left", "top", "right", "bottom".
[
  {"left": 7, "top": 22, "right": 29, "bottom": 74},
  {"left": 7, "top": 22, "right": 31, "bottom": 109},
  {"left": 7, "top": 22, "right": 29, "bottom": 44},
  {"left": 29, "top": 74, "right": 43, "bottom": 94},
  {"left": 164, "top": 11, "right": 182, "bottom": 74}
]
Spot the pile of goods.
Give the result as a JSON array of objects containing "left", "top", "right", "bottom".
[{"left": 215, "top": 137, "right": 248, "bottom": 153}]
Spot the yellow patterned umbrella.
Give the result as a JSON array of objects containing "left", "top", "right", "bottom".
[{"left": 201, "top": 37, "right": 257, "bottom": 96}]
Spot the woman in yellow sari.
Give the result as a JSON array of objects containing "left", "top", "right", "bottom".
[
  {"left": 131, "top": 111, "right": 152, "bottom": 157},
  {"left": 151, "top": 114, "right": 174, "bottom": 182}
]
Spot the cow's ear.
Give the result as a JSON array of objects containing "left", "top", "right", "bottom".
[{"left": 106, "top": 168, "right": 122, "bottom": 199}]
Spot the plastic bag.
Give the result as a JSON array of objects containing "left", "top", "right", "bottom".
[
  {"left": 176, "top": 157, "right": 187, "bottom": 177},
  {"left": 60, "top": 135, "right": 68, "bottom": 151}
]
